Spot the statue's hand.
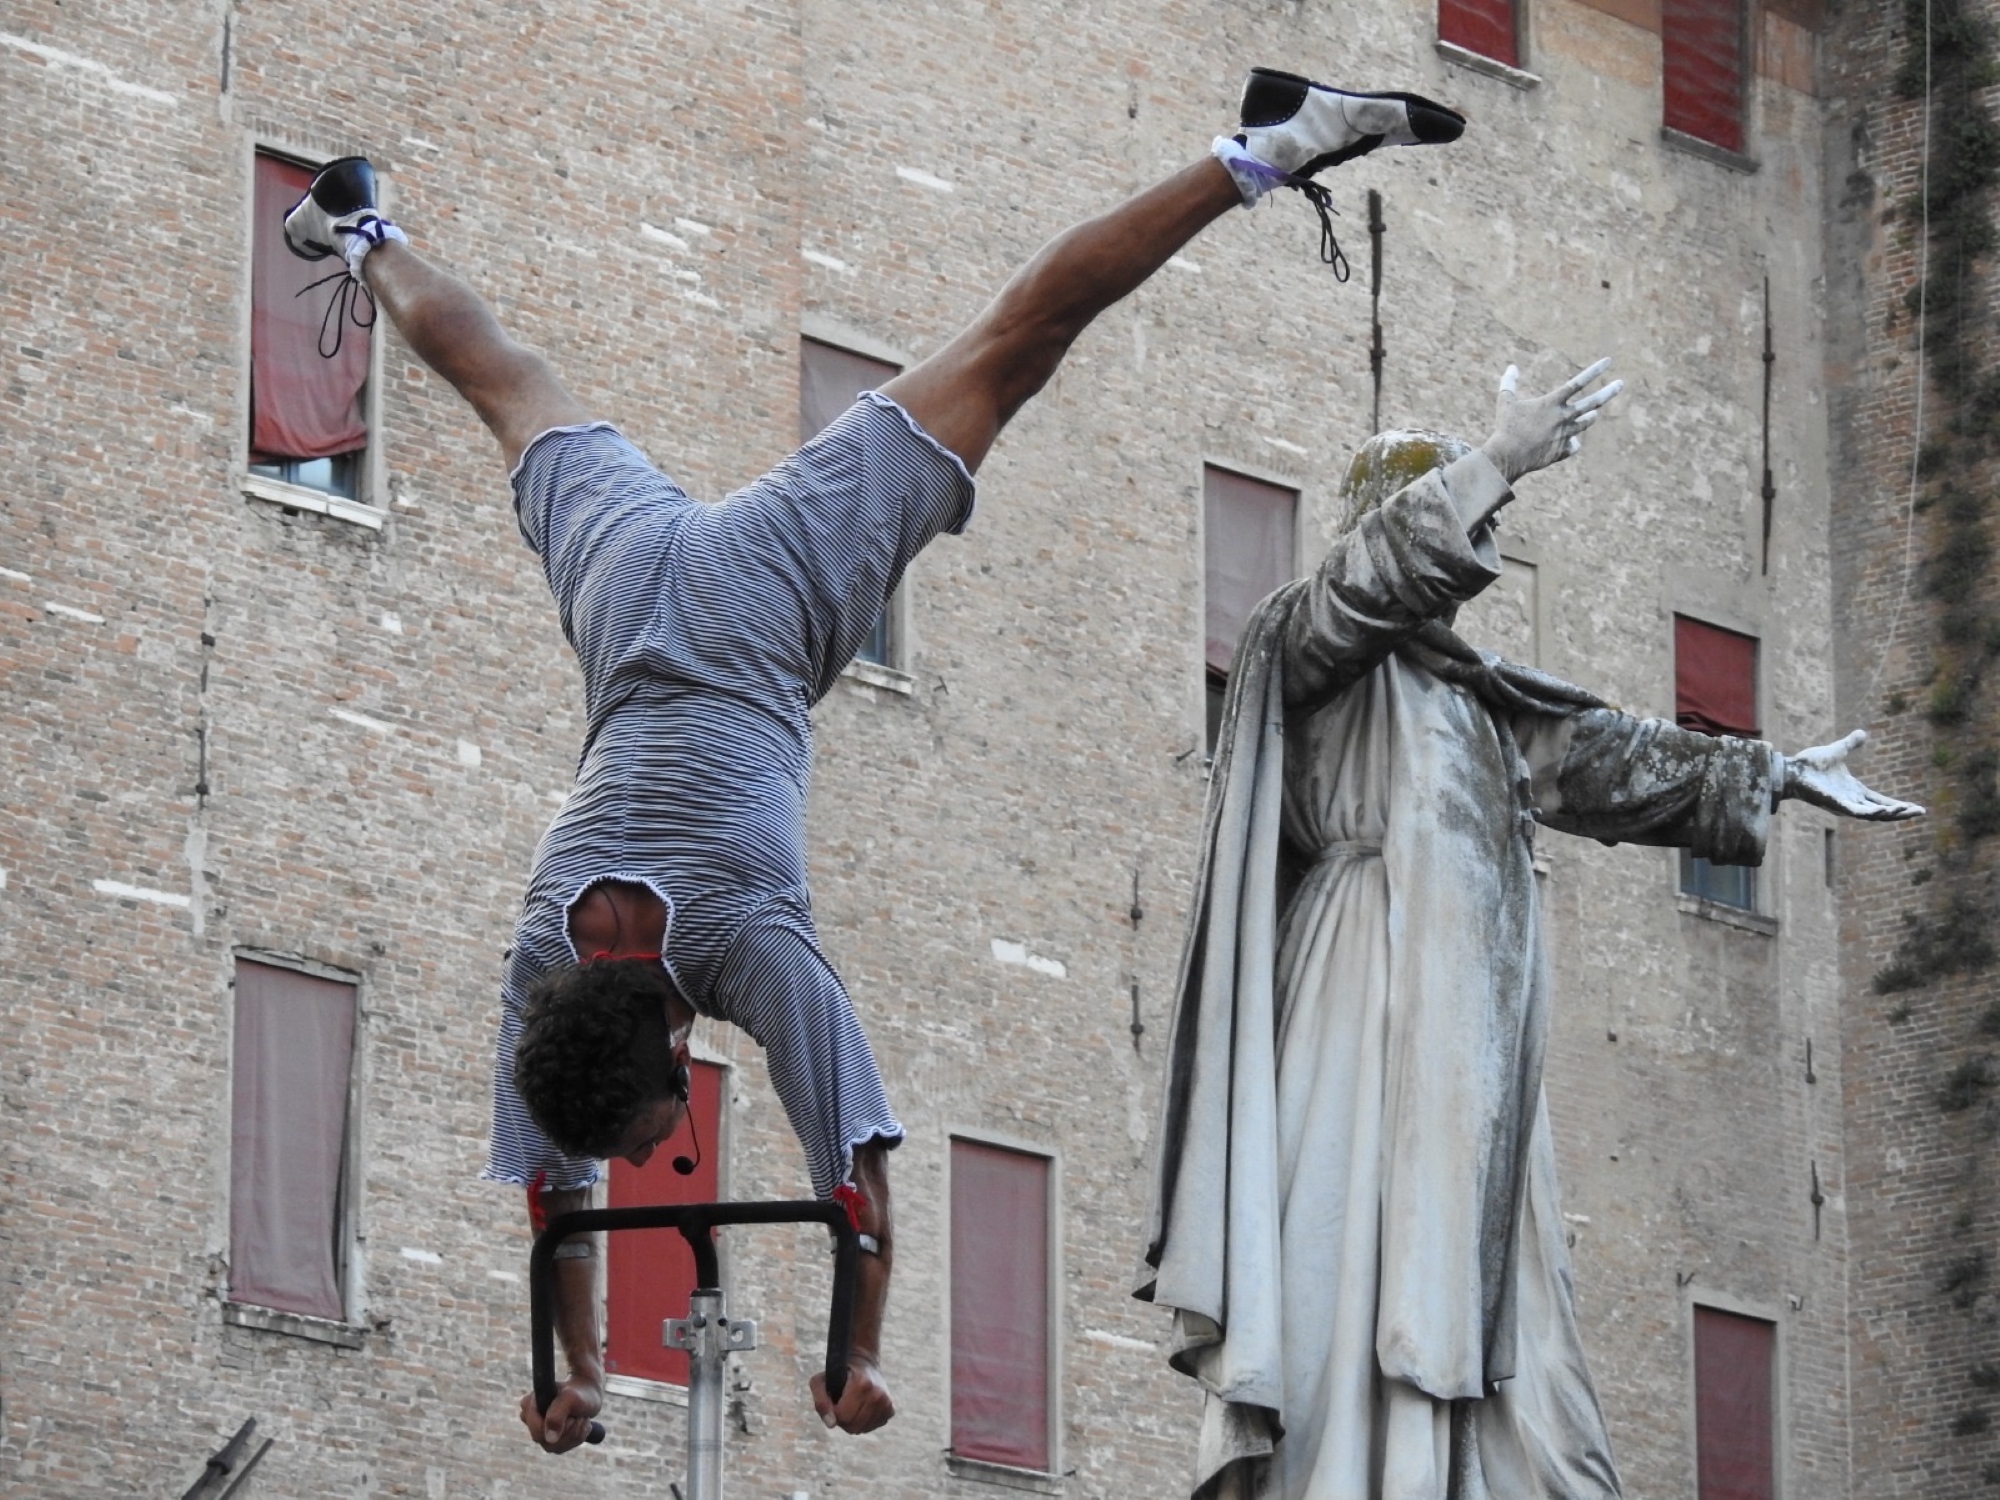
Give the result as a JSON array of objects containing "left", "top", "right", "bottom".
[
  {"left": 1480, "top": 357, "right": 1623, "bottom": 484},
  {"left": 1781, "top": 729, "right": 1925, "bottom": 821}
]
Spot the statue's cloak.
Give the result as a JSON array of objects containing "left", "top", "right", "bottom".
[{"left": 1135, "top": 459, "right": 1775, "bottom": 1497}]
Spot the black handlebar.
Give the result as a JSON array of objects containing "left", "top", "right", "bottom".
[{"left": 530, "top": 1199, "right": 862, "bottom": 1446}]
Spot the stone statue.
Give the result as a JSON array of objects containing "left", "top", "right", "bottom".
[{"left": 1137, "top": 361, "right": 1922, "bottom": 1499}]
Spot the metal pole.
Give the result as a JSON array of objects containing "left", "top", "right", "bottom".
[
  {"left": 685, "top": 1289, "right": 727, "bottom": 1500},
  {"left": 668, "top": 1286, "right": 758, "bottom": 1500}
]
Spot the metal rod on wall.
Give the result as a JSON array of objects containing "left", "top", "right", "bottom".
[
  {"left": 1761, "top": 275, "right": 1777, "bottom": 574},
  {"left": 1369, "top": 190, "right": 1386, "bottom": 434}
]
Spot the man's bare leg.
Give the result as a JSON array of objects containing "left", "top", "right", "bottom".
[
  {"left": 881, "top": 159, "right": 1240, "bottom": 474},
  {"left": 362, "top": 242, "right": 592, "bottom": 471},
  {"left": 360, "top": 162, "right": 1239, "bottom": 479}
]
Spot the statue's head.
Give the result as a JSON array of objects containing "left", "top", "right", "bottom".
[{"left": 1335, "top": 429, "right": 1472, "bottom": 536}]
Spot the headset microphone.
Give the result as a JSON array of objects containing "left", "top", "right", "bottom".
[{"left": 670, "top": 1061, "right": 701, "bottom": 1177}]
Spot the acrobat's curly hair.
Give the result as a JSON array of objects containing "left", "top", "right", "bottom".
[{"left": 513, "top": 958, "right": 680, "bottom": 1159}]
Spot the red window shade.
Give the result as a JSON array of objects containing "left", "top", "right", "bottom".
[
  {"left": 1439, "top": 0, "right": 1519, "bottom": 67},
  {"left": 605, "top": 1060, "right": 725, "bottom": 1385},
  {"left": 1694, "top": 1306, "right": 1775, "bottom": 1500},
  {"left": 1204, "top": 466, "right": 1298, "bottom": 673},
  {"left": 250, "top": 152, "right": 370, "bottom": 463},
  {"left": 1674, "top": 616, "right": 1759, "bottom": 737},
  {"left": 951, "top": 1139, "right": 1051, "bottom": 1471},
  {"left": 800, "top": 338, "right": 900, "bottom": 443},
  {"left": 1663, "top": 0, "right": 1746, "bottom": 153},
  {"left": 229, "top": 960, "right": 356, "bottom": 1321}
]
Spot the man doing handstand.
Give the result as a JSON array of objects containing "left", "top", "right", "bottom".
[{"left": 282, "top": 68, "right": 1464, "bottom": 1453}]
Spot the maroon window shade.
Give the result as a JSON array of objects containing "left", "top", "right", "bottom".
[
  {"left": 1693, "top": 1306, "right": 1776, "bottom": 1500},
  {"left": 229, "top": 960, "right": 357, "bottom": 1321},
  {"left": 1674, "top": 615, "right": 1759, "bottom": 737},
  {"left": 1439, "top": 0, "right": 1519, "bottom": 67},
  {"left": 1204, "top": 466, "right": 1298, "bottom": 674},
  {"left": 950, "top": 1139, "right": 1051, "bottom": 1471},
  {"left": 250, "top": 152, "right": 370, "bottom": 464},
  {"left": 800, "top": 338, "right": 900, "bottom": 443},
  {"left": 605, "top": 1060, "right": 724, "bottom": 1385},
  {"left": 1662, "top": 0, "right": 1746, "bottom": 152}
]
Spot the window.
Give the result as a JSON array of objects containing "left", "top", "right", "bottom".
[
  {"left": 228, "top": 958, "right": 359, "bottom": 1321},
  {"left": 801, "top": 337, "right": 902, "bottom": 667},
  {"left": 249, "top": 150, "right": 371, "bottom": 501},
  {"left": 1203, "top": 465, "right": 1298, "bottom": 748},
  {"left": 604, "top": 1059, "right": 725, "bottom": 1386},
  {"left": 1439, "top": 0, "right": 1519, "bottom": 67},
  {"left": 1662, "top": 0, "right": 1747, "bottom": 153},
  {"left": 1675, "top": 614, "right": 1759, "bottom": 909},
  {"left": 949, "top": 1138, "right": 1053, "bottom": 1472},
  {"left": 1693, "top": 1305, "right": 1776, "bottom": 1499}
]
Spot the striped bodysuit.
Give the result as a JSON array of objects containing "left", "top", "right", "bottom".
[{"left": 481, "top": 392, "right": 975, "bottom": 1198}]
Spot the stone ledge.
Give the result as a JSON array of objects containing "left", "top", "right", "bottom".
[
  {"left": 1659, "top": 126, "right": 1760, "bottom": 174},
  {"left": 841, "top": 656, "right": 917, "bottom": 696},
  {"left": 221, "top": 1301, "right": 367, "bottom": 1348},
  {"left": 1434, "top": 40, "right": 1543, "bottom": 90},
  {"left": 944, "top": 1454, "right": 1064, "bottom": 1494},
  {"left": 604, "top": 1372, "right": 690, "bottom": 1406},
  {"left": 1675, "top": 891, "right": 1780, "bottom": 936},
  {"left": 243, "top": 473, "right": 385, "bottom": 531}
]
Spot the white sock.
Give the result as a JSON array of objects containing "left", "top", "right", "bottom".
[
  {"left": 1211, "top": 135, "right": 1291, "bottom": 207},
  {"left": 340, "top": 215, "right": 408, "bottom": 278}
]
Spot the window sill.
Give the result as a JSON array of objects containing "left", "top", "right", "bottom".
[
  {"left": 1675, "top": 892, "right": 1778, "bottom": 936},
  {"left": 243, "top": 473, "right": 385, "bottom": 531},
  {"left": 1433, "top": 40, "right": 1541, "bottom": 90},
  {"left": 604, "top": 1373, "right": 690, "bottom": 1407},
  {"left": 1658, "top": 127, "right": 1759, "bottom": 174},
  {"left": 221, "top": 1301, "right": 367, "bottom": 1348},
  {"left": 840, "top": 657, "right": 917, "bottom": 696},
  {"left": 945, "top": 1455, "right": 1064, "bottom": 1494}
]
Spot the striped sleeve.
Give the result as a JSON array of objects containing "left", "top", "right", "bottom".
[{"left": 715, "top": 917, "right": 905, "bottom": 1200}]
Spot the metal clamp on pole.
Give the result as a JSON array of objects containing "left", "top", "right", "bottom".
[{"left": 529, "top": 1199, "right": 861, "bottom": 1456}]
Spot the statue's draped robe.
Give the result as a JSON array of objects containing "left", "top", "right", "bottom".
[{"left": 1137, "top": 454, "right": 1779, "bottom": 1499}]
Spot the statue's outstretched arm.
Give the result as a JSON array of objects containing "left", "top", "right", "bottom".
[
  {"left": 1465, "top": 358, "right": 1623, "bottom": 529},
  {"left": 1778, "top": 729, "right": 1925, "bottom": 820}
]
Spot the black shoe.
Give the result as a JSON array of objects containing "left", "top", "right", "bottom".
[
  {"left": 283, "top": 156, "right": 389, "bottom": 263},
  {"left": 1236, "top": 68, "right": 1465, "bottom": 178},
  {"left": 281, "top": 157, "right": 400, "bottom": 357}
]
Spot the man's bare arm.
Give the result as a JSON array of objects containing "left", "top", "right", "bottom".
[
  {"left": 516, "top": 1186, "right": 605, "bottom": 1452},
  {"left": 810, "top": 1140, "right": 896, "bottom": 1434}
]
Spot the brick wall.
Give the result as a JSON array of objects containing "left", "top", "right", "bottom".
[
  {"left": 1822, "top": 0, "right": 2000, "bottom": 1491},
  {"left": 1, "top": 0, "right": 1890, "bottom": 1494}
]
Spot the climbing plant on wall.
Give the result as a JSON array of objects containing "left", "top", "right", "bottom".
[{"left": 1876, "top": 0, "right": 2000, "bottom": 1467}]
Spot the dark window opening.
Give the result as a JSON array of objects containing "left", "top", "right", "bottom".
[
  {"left": 1439, "top": 0, "right": 1520, "bottom": 67},
  {"left": 1694, "top": 1305, "right": 1776, "bottom": 1500},
  {"left": 950, "top": 1138, "right": 1052, "bottom": 1471},
  {"left": 604, "top": 1059, "right": 726, "bottom": 1386},
  {"left": 249, "top": 151, "right": 370, "bottom": 499},
  {"left": 1663, "top": 0, "right": 1747, "bottom": 152},
  {"left": 229, "top": 958, "right": 358, "bottom": 1321},
  {"left": 1675, "top": 614, "right": 1760, "bottom": 910},
  {"left": 801, "top": 338, "right": 903, "bottom": 667},
  {"left": 1203, "top": 466, "right": 1298, "bottom": 751}
]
